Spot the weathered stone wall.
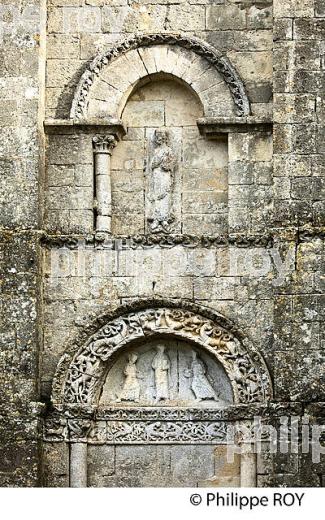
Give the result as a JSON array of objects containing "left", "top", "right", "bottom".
[
  {"left": 0, "top": 0, "right": 46, "bottom": 486},
  {"left": 1, "top": 0, "right": 324, "bottom": 488},
  {"left": 46, "top": 0, "right": 273, "bottom": 119}
]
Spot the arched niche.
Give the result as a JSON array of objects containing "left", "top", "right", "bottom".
[
  {"left": 52, "top": 303, "right": 272, "bottom": 408},
  {"left": 70, "top": 34, "right": 250, "bottom": 121},
  {"left": 110, "top": 73, "right": 230, "bottom": 235}
]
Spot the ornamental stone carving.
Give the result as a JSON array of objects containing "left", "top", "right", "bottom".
[
  {"left": 101, "top": 339, "right": 231, "bottom": 407},
  {"left": 52, "top": 304, "right": 272, "bottom": 407},
  {"left": 92, "top": 134, "right": 116, "bottom": 154}
]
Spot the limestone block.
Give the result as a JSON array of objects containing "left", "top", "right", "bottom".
[
  {"left": 126, "top": 78, "right": 202, "bottom": 126},
  {"left": 123, "top": 49, "right": 148, "bottom": 79},
  {"left": 183, "top": 213, "right": 228, "bottom": 235},
  {"left": 169, "top": 47, "right": 198, "bottom": 79},
  {"left": 165, "top": 92, "right": 203, "bottom": 126},
  {"left": 194, "top": 277, "right": 240, "bottom": 300},
  {"left": 112, "top": 213, "right": 145, "bottom": 235},
  {"left": 153, "top": 276, "right": 193, "bottom": 299},
  {"left": 191, "top": 66, "right": 223, "bottom": 94},
  {"left": 88, "top": 98, "right": 120, "bottom": 119},
  {"left": 43, "top": 443, "right": 69, "bottom": 488},
  {"left": 253, "top": 162, "right": 273, "bottom": 185},
  {"left": 48, "top": 6, "right": 101, "bottom": 34},
  {"left": 90, "top": 79, "right": 122, "bottom": 106},
  {"left": 246, "top": 81, "right": 273, "bottom": 104},
  {"left": 47, "top": 34, "right": 80, "bottom": 59},
  {"left": 183, "top": 191, "right": 227, "bottom": 214},
  {"left": 148, "top": 46, "right": 173, "bottom": 74},
  {"left": 227, "top": 51, "right": 273, "bottom": 83},
  {"left": 292, "top": 124, "right": 316, "bottom": 155},
  {"left": 294, "top": 41, "right": 322, "bottom": 70},
  {"left": 183, "top": 129, "right": 228, "bottom": 169},
  {"left": 47, "top": 164, "right": 74, "bottom": 187},
  {"left": 47, "top": 134, "right": 92, "bottom": 165},
  {"left": 0, "top": 101, "right": 18, "bottom": 127},
  {"left": 68, "top": 210, "right": 94, "bottom": 233},
  {"left": 228, "top": 206, "right": 251, "bottom": 232},
  {"left": 112, "top": 276, "right": 151, "bottom": 298},
  {"left": 206, "top": 4, "right": 246, "bottom": 31},
  {"left": 228, "top": 161, "right": 254, "bottom": 185},
  {"left": 137, "top": 48, "right": 158, "bottom": 75},
  {"left": 170, "top": 446, "right": 215, "bottom": 486},
  {"left": 184, "top": 249, "right": 217, "bottom": 277},
  {"left": 80, "top": 33, "right": 119, "bottom": 60},
  {"left": 165, "top": 5, "right": 206, "bottom": 31},
  {"left": 274, "top": 0, "right": 314, "bottom": 18},
  {"left": 273, "top": 177, "right": 291, "bottom": 199},
  {"left": 140, "top": 0, "right": 187, "bottom": 4},
  {"left": 247, "top": 4, "right": 273, "bottom": 30},
  {"left": 88, "top": 446, "right": 115, "bottom": 487},
  {"left": 102, "top": 5, "right": 168, "bottom": 34},
  {"left": 111, "top": 169, "right": 144, "bottom": 193},
  {"left": 122, "top": 100, "right": 165, "bottom": 127},
  {"left": 274, "top": 94, "right": 316, "bottom": 124},
  {"left": 100, "top": 56, "right": 133, "bottom": 93},
  {"left": 183, "top": 168, "right": 227, "bottom": 191},
  {"left": 229, "top": 133, "right": 272, "bottom": 162},
  {"left": 47, "top": 186, "right": 93, "bottom": 210},
  {"left": 46, "top": 59, "right": 84, "bottom": 88},
  {"left": 123, "top": 128, "right": 145, "bottom": 141},
  {"left": 46, "top": 87, "right": 74, "bottom": 113},
  {"left": 111, "top": 140, "right": 144, "bottom": 170},
  {"left": 199, "top": 446, "right": 240, "bottom": 487},
  {"left": 74, "top": 164, "right": 93, "bottom": 187},
  {"left": 315, "top": 0, "right": 325, "bottom": 17},
  {"left": 274, "top": 19, "right": 293, "bottom": 41},
  {"left": 112, "top": 190, "right": 144, "bottom": 214},
  {"left": 181, "top": 56, "right": 211, "bottom": 86},
  {"left": 234, "top": 30, "right": 273, "bottom": 51},
  {"left": 48, "top": 0, "right": 82, "bottom": 5},
  {"left": 45, "top": 209, "right": 70, "bottom": 233},
  {"left": 102, "top": 446, "right": 170, "bottom": 487}
]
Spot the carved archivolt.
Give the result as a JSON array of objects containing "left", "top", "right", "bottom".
[
  {"left": 70, "top": 33, "right": 250, "bottom": 120},
  {"left": 52, "top": 303, "right": 272, "bottom": 407}
]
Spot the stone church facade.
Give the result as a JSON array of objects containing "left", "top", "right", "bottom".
[{"left": 0, "top": 0, "right": 324, "bottom": 487}]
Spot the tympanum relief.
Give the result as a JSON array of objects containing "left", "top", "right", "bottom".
[{"left": 100, "top": 339, "right": 233, "bottom": 407}]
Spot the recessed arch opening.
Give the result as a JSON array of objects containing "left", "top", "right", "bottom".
[{"left": 118, "top": 72, "right": 204, "bottom": 121}]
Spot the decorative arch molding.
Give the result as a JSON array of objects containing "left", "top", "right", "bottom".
[
  {"left": 70, "top": 33, "right": 250, "bottom": 120},
  {"left": 52, "top": 300, "right": 272, "bottom": 407}
]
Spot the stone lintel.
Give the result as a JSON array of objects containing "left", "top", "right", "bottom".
[
  {"left": 43, "top": 118, "right": 126, "bottom": 141},
  {"left": 197, "top": 117, "right": 273, "bottom": 137}
]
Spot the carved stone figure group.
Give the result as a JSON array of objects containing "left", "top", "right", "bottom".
[{"left": 117, "top": 344, "right": 218, "bottom": 404}]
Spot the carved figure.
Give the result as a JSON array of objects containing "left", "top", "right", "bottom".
[
  {"left": 116, "top": 353, "right": 141, "bottom": 402},
  {"left": 152, "top": 344, "right": 170, "bottom": 401},
  {"left": 186, "top": 351, "right": 217, "bottom": 401},
  {"left": 147, "top": 129, "right": 177, "bottom": 233}
]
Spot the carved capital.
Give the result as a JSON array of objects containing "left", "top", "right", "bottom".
[{"left": 92, "top": 134, "right": 116, "bottom": 154}]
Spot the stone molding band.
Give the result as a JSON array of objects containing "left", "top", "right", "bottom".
[{"left": 40, "top": 232, "right": 275, "bottom": 249}]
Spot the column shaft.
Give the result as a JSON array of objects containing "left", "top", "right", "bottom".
[{"left": 70, "top": 442, "right": 88, "bottom": 488}]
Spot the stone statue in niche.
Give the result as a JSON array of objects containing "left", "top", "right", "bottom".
[
  {"left": 147, "top": 129, "right": 177, "bottom": 233},
  {"left": 185, "top": 351, "right": 217, "bottom": 402},
  {"left": 116, "top": 353, "right": 141, "bottom": 402},
  {"left": 152, "top": 344, "right": 170, "bottom": 401}
]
